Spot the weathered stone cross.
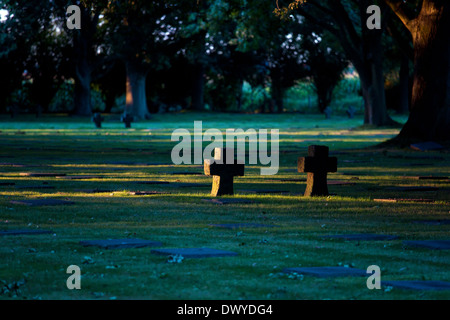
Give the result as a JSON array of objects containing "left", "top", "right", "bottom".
[
  {"left": 121, "top": 113, "right": 133, "bottom": 128},
  {"left": 204, "top": 148, "right": 245, "bottom": 196},
  {"left": 298, "top": 145, "right": 337, "bottom": 197},
  {"left": 92, "top": 112, "right": 104, "bottom": 128}
]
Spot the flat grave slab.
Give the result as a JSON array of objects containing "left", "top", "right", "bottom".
[
  {"left": 210, "top": 223, "right": 277, "bottom": 229},
  {"left": 241, "top": 189, "right": 290, "bottom": 194},
  {"left": 412, "top": 176, "right": 449, "bottom": 180},
  {"left": 128, "top": 191, "right": 169, "bottom": 196},
  {"left": 0, "top": 163, "right": 26, "bottom": 167},
  {"left": 327, "top": 180, "right": 356, "bottom": 185},
  {"left": 56, "top": 175, "right": 103, "bottom": 180},
  {"left": 75, "top": 188, "right": 115, "bottom": 193},
  {"left": 382, "top": 280, "right": 450, "bottom": 291},
  {"left": 412, "top": 220, "right": 450, "bottom": 226},
  {"left": 374, "top": 198, "right": 435, "bottom": 203},
  {"left": 15, "top": 185, "right": 56, "bottom": 190},
  {"left": 322, "top": 233, "right": 398, "bottom": 241},
  {"left": 201, "top": 198, "right": 254, "bottom": 205},
  {"left": 151, "top": 248, "right": 238, "bottom": 258},
  {"left": 10, "top": 199, "right": 75, "bottom": 206},
  {"left": 268, "top": 178, "right": 306, "bottom": 182},
  {"left": 410, "top": 141, "right": 444, "bottom": 151},
  {"left": 167, "top": 183, "right": 210, "bottom": 188},
  {"left": 165, "top": 171, "right": 203, "bottom": 176},
  {"left": 19, "top": 173, "right": 66, "bottom": 177},
  {"left": 0, "top": 182, "right": 15, "bottom": 186},
  {"left": 80, "top": 238, "right": 162, "bottom": 249},
  {"left": 136, "top": 181, "right": 170, "bottom": 185},
  {"left": 387, "top": 186, "right": 439, "bottom": 192},
  {"left": 403, "top": 240, "right": 450, "bottom": 250},
  {"left": 282, "top": 267, "right": 367, "bottom": 278},
  {"left": 0, "top": 229, "right": 54, "bottom": 236}
]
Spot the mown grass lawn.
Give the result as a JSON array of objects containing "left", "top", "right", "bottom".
[{"left": 0, "top": 112, "right": 449, "bottom": 300}]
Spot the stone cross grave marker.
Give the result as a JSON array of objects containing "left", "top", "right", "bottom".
[
  {"left": 204, "top": 148, "right": 244, "bottom": 196},
  {"left": 298, "top": 145, "right": 337, "bottom": 196},
  {"left": 324, "top": 107, "right": 332, "bottom": 119},
  {"left": 121, "top": 113, "right": 133, "bottom": 128},
  {"left": 346, "top": 106, "right": 356, "bottom": 118},
  {"left": 92, "top": 112, "right": 104, "bottom": 128}
]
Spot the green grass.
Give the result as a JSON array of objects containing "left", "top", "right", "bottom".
[{"left": 0, "top": 112, "right": 449, "bottom": 300}]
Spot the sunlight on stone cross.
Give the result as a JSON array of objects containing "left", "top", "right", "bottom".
[
  {"left": 298, "top": 145, "right": 337, "bottom": 197},
  {"left": 204, "top": 148, "right": 245, "bottom": 197}
]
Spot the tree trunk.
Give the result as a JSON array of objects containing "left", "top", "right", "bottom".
[
  {"left": 271, "top": 81, "right": 285, "bottom": 113},
  {"left": 396, "top": 1, "right": 450, "bottom": 141},
  {"left": 398, "top": 52, "right": 410, "bottom": 114},
  {"left": 125, "top": 61, "right": 150, "bottom": 120},
  {"left": 191, "top": 64, "right": 205, "bottom": 111},
  {"left": 74, "top": 63, "right": 92, "bottom": 116},
  {"left": 358, "top": 3, "right": 392, "bottom": 126},
  {"left": 314, "top": 80, "right": 335, "bottom": 113}
]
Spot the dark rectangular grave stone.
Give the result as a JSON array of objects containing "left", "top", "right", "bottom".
[
  {"left": 167, "top": 172, "right": 203, "bottom": 176},
  {"left": 56, "top": 175, "right": 103, "bottom": 180},
  {"left": 414, "top": 176, "right": 449, "bottom": 180},
  {"left": 412, "top": 220, "right": 450, "bottom": 226},
  {"left": 168, "top": 183, "right": 210, "bottom": 188},
  {"left": 0, "top": 182, "right": 15, "bottom": 186},
  {"left": 201, "top": 198, "right": 254, "bottom": 205},
  {"left": 0, "top": 163, "right": 26, "bottom": 167},
  {"left": 403, "top": 240, "right": 450, "bottom": 250},
  {"left": 342, "top": 160, "right": 369, "bottom": 163},
  {"left": 410, "top": 141, "right": 444, "bottom": 151},
  {"left": 151, "top": 248, "right": 238, "bottom": 258},
  {"left": 268, "top": 178, "right": 306, "bottom": 182},
  {"left": 80, "top": 238, "right": 162, "bottom": 249},
  {"left": 76, "top": 189, "right": 115, "bottom": 193},
  {"left": 10, "top": 199, "right": 75, "bottom": 206},
  {"left": 282, "top": 267, "right": 367, "bottom": 278},
  {"left": 20, "top": 173, "right": 66, "bottom": 177},
  {"left": 327, "top": 180, "right": 356, "bottom": 185},
  {"left": 322, "top": 234, "right": 398, "bottom": 241},
  {"left": 241, "top": 189, "right": 289, "bottom": 194},
  {"left": 15, "top": 185, "right": 56, "bottom": 190},
  {"left": 129, "top": 191, "right": 168, "bottom": 196},
  {"left": 382, "top": 281, "right": 450, "bottom": 291},
  {"left": 136, "top": 181, "right": 170, "bottom": 185},
  {"left": 0, "top": 229, "right": 53, "bottom": 236},
  {"left": 210, "top": 223, "right": 277, "bottom": 229},
  {"left": 373, "top": 198, "right": 435, "bottom": 203},
  {"left": 387, "top": 186, "right": 439, "bottom": 192}
]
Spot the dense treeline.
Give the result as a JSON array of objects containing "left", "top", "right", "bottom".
[{"left": 0, "top": 0, "right": 448, "bottom": 142}]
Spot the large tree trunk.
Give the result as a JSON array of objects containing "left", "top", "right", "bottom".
[
  {"left": 358, "top": 1, "right": 393, "bottom": 126},
  {"left": 74, "top": 69, "right": 92, "bottom": 116},
  {"left": 394, "top": 0, "right": 450, "bottom": 141},
  {"left": 314, "top": 79, "right": 335, "bottom": 114},
  {"left": 398, "top": 52, "right": 410, "bottom": 114},
  {"left": 72, "top": 5, "right": 99, "bottom": 116},
  {"left": 125, "top": 61, "right": 150, "bottom": 120}
]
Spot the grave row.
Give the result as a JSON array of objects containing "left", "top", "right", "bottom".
[{"left": 1, "top": 227, "right": 449, "bottom": 291}]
